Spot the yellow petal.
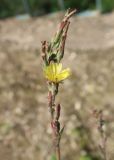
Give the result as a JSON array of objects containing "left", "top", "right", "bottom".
[
  {"left": 43, "top": 63, "right": 71, "bottom": 83},
  {"left": 44, "top": 66, "right": 53, "bottom": 81},
  {"left": 57, "top": 68, "right": 71, "bottom": 82},
  {"left": 50, "top": 63, "right": 55, "bottom": 74},
  {"left": 49, "top": 63, "right": 62, "bottom": 74},
  {"left": 50, "top": 63, "right": 57, "bottom": 81},
  {"left": 56, "top": 63, "right": 62, "bottom": 74}
]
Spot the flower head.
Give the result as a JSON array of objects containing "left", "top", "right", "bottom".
[{"left": 44, "top": 63, "right": 71, "bottom": 83}]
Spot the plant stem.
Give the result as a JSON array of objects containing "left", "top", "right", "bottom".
[
  {"left": 48, "top": 85, "right": 61, "bottom": 160},
  {"left": 56, "top": 144, "right": 61, "bottom": 160}
]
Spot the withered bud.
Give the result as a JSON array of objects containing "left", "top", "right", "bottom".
[
  {"left": 41, "top": 41, "right": 46, "bottom": 51},
  {"left": 56, "top": 104, "right": 61, "bottom": 120},
  {"left": 41, "top": 41, "right": 47, "bottom": 60}
]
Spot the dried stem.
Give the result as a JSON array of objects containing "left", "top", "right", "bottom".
[{"left": 93, "top": 109, "right": 108, "bottom": 160}]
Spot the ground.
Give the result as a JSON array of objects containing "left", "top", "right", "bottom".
[{"left": 0, "top": 12, "right": 114, "bottom": 160}]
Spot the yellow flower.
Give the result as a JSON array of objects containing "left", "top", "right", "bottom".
[{"left": 44, "top": 63, "right": 71, "bottom": 83}]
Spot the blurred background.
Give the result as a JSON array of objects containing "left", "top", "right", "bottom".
[
  {"left": 0, "top": 0, "right": 114, "bottom": 160},
  {"left": 0, "top": 0, "right": 114, "bottom": 18}
]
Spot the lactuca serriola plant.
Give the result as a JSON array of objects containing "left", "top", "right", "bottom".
[{"left": 41, "top": 8, "right": 76, "bottom": 160}]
